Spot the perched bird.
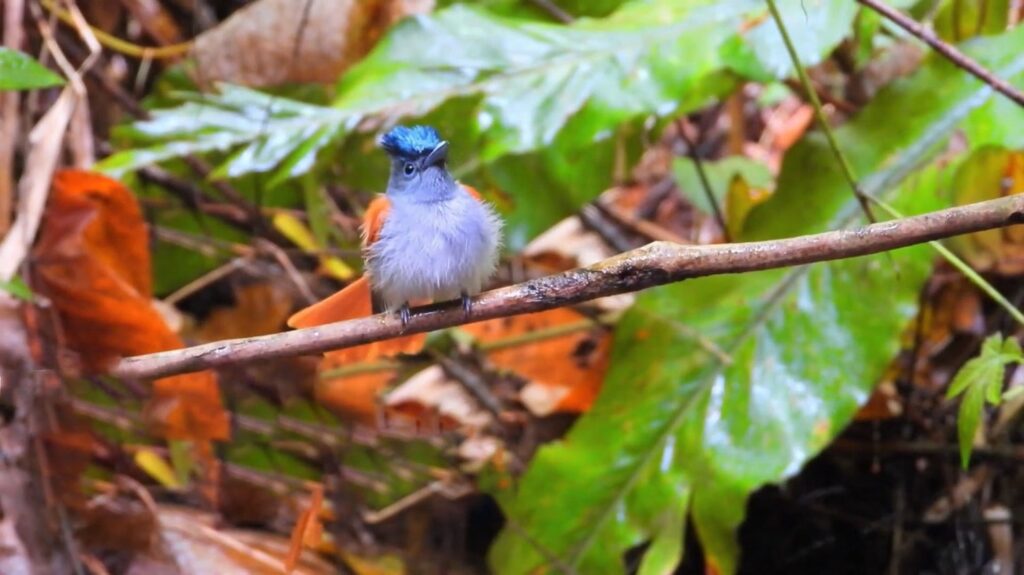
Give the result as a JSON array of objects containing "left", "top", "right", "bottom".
[{"left": 288, "top": 126, "right": 502, "bottom": 344}]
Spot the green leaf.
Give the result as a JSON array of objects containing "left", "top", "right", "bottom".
[
  {"left": 490, "top": 27, "right": 1024, "bottom": 574},
  {"left": 948, "top": 333, "right": 1024, "bottom": 466},
  {"left": 97, "top": 85, "right": 349, "bottom": 178},
  {"left": 935, "top": 0, "right": 1010, "bottom": 42},
  {"left": 742, "top": 0, "right": 860, "bottom": 78},
  {"left": 0, "top": 48, "right": 64, "bottom": 91},
  {"left": 101, "top": 0, "right": 864, "bottom": 245},
  {"left": 673, "top": 156, "right": 773, "bottom": 213},
  {"left": 957, "top": 380, "right": 988, "bottom": 468},
  {"left": 0, "top": 277, "right": 33, "bottom": 301}
]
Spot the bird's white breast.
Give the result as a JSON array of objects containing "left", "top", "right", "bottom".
[{"left": 366, "top": 191, "right": 501, "bottom": 310}]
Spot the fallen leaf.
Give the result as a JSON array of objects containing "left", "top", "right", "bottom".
[
  {"left": 384, "top": 365, "right": 491, "bottom": 433},
  {"left": 134, "top": 447, "right": 182, "bottom": 489},
  {"left": 462, "top": 308, "right": 610, "bottom": 415},
  {"left": 196, "top": 281, "right": 293, "bottom": 342},
  {"left": 192, "top": 0, "right": 433, "bottom": 88},
  {"left": 315, "top": 367, "right": 397, "bottom": 425},
  {"left": 285, "top": 484, "right": 324, "bottom": 573},
  {"left": 129, "top": 506, "right": 335, "bottom": 574},
  {"left": 31, "top": 170, "right": 228, "bottom": 440}
]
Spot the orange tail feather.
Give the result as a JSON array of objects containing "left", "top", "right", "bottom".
[
  {"left": 287, "top": 276, "right": 425, "bottom": 361},
  {"left": 288, "top": 276, "right": 372, "bottom": 328}
]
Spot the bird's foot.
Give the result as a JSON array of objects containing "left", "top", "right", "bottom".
[
  {"left": 399, "top": 303, "right": 411, "bottom": 329},
  {"left": 460, "top": 290, "right": 472, "bottom": 321}
]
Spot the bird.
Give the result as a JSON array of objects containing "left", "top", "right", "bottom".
[{"left": 287, "top": 125, "right": 502, "bottom": 355}]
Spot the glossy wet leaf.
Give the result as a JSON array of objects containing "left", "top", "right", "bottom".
[
  {"left": 0, "top": 48, "right": 64, "bottom": 91},
  {"left": 100, "top": 0, "right": 862, "bottom": 245},
  {"left": 489, "top": 27, "right": 1024, "bottom": 574},
  {"left": 741, "top": 0, "right": 860, "bottom": 78}
]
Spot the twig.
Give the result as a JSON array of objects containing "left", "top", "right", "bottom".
[
  {"left": 578, "top": 204, "right": 638, "bottom": 253},
  {"left": 857, "top": 0, "right": 1024, "bottom": 108},
  {"left": 431, "top": 351, "right": 505, "bottom": 421},
  {"left": 0, "top": 0, "right": 25, "bottom": 237},
  {"left": 675, "top": 118, "right": 731, "bottom": 241},
  {"left": 527, "top": 0, "right": 574, "bottom": 23},
  {"left": 765, "top": 0, "right": 877, "bottom": 223},
  {"left": 111, "top": 194, "right": 1024, "bottom": 380},
  {"left": 40, "top": 0, "right": 192, "bottom": 59}
]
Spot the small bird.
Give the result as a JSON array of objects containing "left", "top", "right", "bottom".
[{"left": 288, "top": 125, "right": 502, "bottom": 342}]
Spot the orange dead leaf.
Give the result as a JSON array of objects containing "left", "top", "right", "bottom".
[
  {"left": 462, "top": 308, "right": 609, "bottom": 415},
  {"left": 285, "top": 484, "right": 324, "bottom": 574},
  {"left": 197, "top": 281, "right": 294, "bottom": 342},
  {"left": 31, "top": 170, "right": 228, "bottom": 440},
  {"left": 315, "top": 361, "right": 396, "bottom": 425}
]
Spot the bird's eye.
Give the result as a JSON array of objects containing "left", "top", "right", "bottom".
[{"left": 403, "top": 163, "right": 416, "bottom": 176}]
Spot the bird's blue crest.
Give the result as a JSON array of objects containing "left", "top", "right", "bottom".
[{"left": 379, "top": 125, "right": 443, "bottom": 159}]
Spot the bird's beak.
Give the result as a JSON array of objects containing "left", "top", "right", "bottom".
[{"left": 424, "top": 141, "right": 449, "bottom": 167}]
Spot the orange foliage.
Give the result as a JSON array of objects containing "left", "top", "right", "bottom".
[
  {"left": 31, "top": 170, "right": 228, "bottom": 440},
  {"left": 463, "top": 308, "right": 609, "bottom": 414}
]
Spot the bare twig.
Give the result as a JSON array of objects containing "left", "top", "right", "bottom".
[
  {"left": 111, "top": 194, "right": 1024, "bottom": 380},
  {"left": 857, "top": 0, "right": 1024, "bottom": 108},
  {"left": 527, "top": 0, "right": 573, "bottom": 23},
  {"left": 0, "top": 0, "right": 25, "bottom": 237},
  {"left": 675, "top": 118, "right": 731, "bottom": 242}
]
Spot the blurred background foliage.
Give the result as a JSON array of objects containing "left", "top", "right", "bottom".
[{"left": 5, "top": 0, "right": 1024, "bottom": 573}]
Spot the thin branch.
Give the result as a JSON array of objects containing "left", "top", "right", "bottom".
[
  {"left": 857, "top": 0, "right": 1024, "bottom": 108},
  {"left": 527, "top": 0, "right": 574, "bottom": 23},
  {"left": 111, "top": 194, "right": 1024, "bottom": 380},
  {"left": 675, "top": 118, "right": 731, "bottom": 241}
]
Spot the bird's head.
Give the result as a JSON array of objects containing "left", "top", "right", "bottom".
[{"left": 380, "top": 125, "right": 456, "bottom": 203}]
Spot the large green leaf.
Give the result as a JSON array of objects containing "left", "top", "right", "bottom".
[
  {"left": 99, "top": 0, "right": 865, "bottom": 245},
  {"left": 0, "top": 48, "right": 64, "bottom": 91},
  {"left": 488, "top": 27, "right": 1024, "bottom": 574}
]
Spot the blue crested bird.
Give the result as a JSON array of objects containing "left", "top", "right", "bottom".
[{"left": 288, "top": 125, "right": 503, "bottom": 346}]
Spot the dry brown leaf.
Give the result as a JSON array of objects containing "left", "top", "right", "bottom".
[
  {"left": 121, "top": 0, "right": 184, "bottom": 46},
  {"left": 127, "top": 506, "right": 334, "bottom": 574},
  {"left": 31, "top": 170, "right": 228, "bottom": 440},
  {"left": 463, "top": 308, "right": 610, "bottom": 415},
  {"left": 315, "top": 367, "right": 396, "bottom": 425},
  {"left": 384, "top": 365, "right": 491, "bottom": 433},
  {"left": 192, "top": 0, "right": 433, "bottom": 88},
  {"left": 196, "top": 281, "right": 293, "bottom": 342},
  {"left": 0, "top": 88, "right": 76, "bottom": 281}
]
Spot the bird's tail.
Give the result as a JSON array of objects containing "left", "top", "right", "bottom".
[{"left": 287, "top": 276, "right": 425, "bottom": 361}]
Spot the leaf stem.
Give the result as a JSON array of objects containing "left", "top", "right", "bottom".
[
  {"left": 764, "top": 0, "right": 877, "bottom": 223},
  {"left": 870, "top": 196, "right": 1024, "bottom": 326}
]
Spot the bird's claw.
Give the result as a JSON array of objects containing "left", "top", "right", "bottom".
[
  {"left": 460, "top": 290, "right": 472, "bottom": 321},
  {"left": 399, "top": 303, "right": 411, "bottom": 329}
]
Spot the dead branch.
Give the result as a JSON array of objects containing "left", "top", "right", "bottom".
[{"left": 111, "top": 194, "right": 1024, "bottom": 380}]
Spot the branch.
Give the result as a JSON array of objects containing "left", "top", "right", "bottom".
[
  {"left": 856, "top": 0, "right": 1024, "bottom": 108},
  {"left": 112, "top": 195, "right": 1024, "bottom": 380}
]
